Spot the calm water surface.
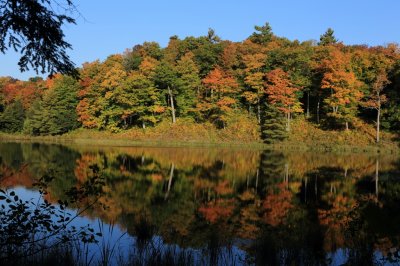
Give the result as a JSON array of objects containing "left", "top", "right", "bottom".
[{"left": 1, "top": 142, "right": 400, "bottom": 265}]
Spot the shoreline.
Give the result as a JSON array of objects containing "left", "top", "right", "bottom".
[{"left": 0, "top": 132, "right": 398, "bottom": 154}]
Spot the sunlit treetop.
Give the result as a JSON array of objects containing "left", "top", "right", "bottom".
[
  {"left": 249, "top": 22, "right": 274, "bottom": 44},
  {"left": 319, "top": 28, "right": 338, "bottom": 46}
]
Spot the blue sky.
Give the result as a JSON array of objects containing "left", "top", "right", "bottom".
[{"left": 1, "top": 0, "right": 399, "bottom": 80}]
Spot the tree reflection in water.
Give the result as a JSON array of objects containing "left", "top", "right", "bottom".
[{"left": 0, "top": 142, "right": 400, "bottom": 265}]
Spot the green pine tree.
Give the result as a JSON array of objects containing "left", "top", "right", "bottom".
[
  {"left": 250, "top": 22, "right": 274, "bottom": 44},
  {"left": 49, "top": 76, "right": 80, "bottom": 134},
  {"left": 23, "top": 100, "right": 45, "bottom": 135},
  {"left": 318, "top": 28, "right": 337, "bottom": 46},
  {"left": 24, "top": 75, "right": 80, "bottom": 135},
  {"left": 261, "top": 104, "right": 287, "bottom": 143},
  {"left": 0, "top": 99, "right": 25, "bottom": 133}
]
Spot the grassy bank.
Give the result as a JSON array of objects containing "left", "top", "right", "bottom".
[
  {"left": 0, "top": 118, "right": 398, "bottom": 153},
  {"left": 283, "top": 118, "right": 399, "bottom": 153}
]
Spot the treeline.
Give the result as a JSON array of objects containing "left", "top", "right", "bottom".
[{"left": 1, "top": 23, "right": 400, "bottom": 143}]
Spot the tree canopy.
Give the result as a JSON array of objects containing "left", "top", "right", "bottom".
[{"left": 0, "top": 22, "right": 399, "bottom": 144}]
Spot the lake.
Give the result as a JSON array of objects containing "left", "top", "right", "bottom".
[{"left": 0, "top": 142, "right": 399, "bottom": 265}]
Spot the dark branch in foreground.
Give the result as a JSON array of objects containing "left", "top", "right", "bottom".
[{"left": 0, "top": 0, "right": 78, "bottom": 77}]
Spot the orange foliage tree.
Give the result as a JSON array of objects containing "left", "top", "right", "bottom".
[
  {"left": 320, "top": 47, "right": 363, "bottom": 130},
  {"left": 265, "top": 68, "right": 302, "bottom": 131},
  {"left": 200, "top": 67, "right": 239, "bottom": 128},
  {"left": 263, "top": 183, "right": 293, "bottom": 226},
  {"left": 2, "top": 79, "right": 44, "bottom": 109},
  {"left": 76, "top": 61, "right": 103, "bottom": 129}
]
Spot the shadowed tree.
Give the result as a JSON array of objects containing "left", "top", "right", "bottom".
[
  {"left": 262, "top": 104, "right": 287, "bottom": 143},
  {"left": 0, "top": 99, "right": 25, "bottom": 132}
]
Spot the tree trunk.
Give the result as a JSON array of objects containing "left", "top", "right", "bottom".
[
  {"left": 306, "top": 91, "right": 310, "bottom": 118},
  {"left": 315, "top": 175, "right": 318, "bottom": 197},
  {"left": 286, "top": 111, "right": 291, "bottom": 132},
  {"left": 167, "top": 86, "right": 176, "bottom": 124},
  {"left": 333, "top": 105, "right": 338, "bottom": 114},
  {"left": 142, "top": 121, "right": 146, "bottom": 129},
  {"left": 284, "top": 163, "right": 289, "bottom": 189},
  {"left": 165, "top": 163, "right": 175, "bottom": 200},
  {"left": 317, "top": 99, "right": 320, "bottom": 124},
  {"left": 286, "top": 113, "right": 289, "bottom": 131},
  {"left": 345, "top": 121, "right": 349, "bottom": 131},
  {"left": 255, "top": 169, "right": 259, "bottom": 192},
  {"left": 375, "top": 158, "right": 379, "bottom": 199},
  {"left": 257, "top": 98, "right": 261, "bottom": 124},
  {"left": 376, "top": 106, "right": 381, "bottom": 143},
  {"left": 304, "top": 177, "right": 307, "bottom": 203}
]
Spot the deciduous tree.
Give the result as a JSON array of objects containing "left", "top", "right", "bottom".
[
  {"left": 265, "top": 68, "right": 302, "bottom": 131},
  {"left": 201, "top": 67, "right": 239, "bottom": 128},
  {"left": 320, "top": 48, "right": 363, "bottom": 130},
  {"left": 364, "top": 70, "right": 390, "bottom": 143},
  {"left": 243, "top": 53, "right": 267, "bottom": 124}
]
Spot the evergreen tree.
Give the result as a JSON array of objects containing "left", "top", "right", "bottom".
[
  {"left": 0, "top": 93, "right": 4, "bottom": 113},
  {"left": 23, "top": 100, "right": 47, "bottom": 135},
  {"left": 261, "top": 104, "right": 287, "bottom": 143},
  {"left": 24, "top": 75, "right": 80, "bottom": 135},
  {"left": 47, "top": 75, "right": 81, "bottom": 134},
  {"left": 250, "top": 22, "right": 274, "bottom": 44},
  {"left": 0, "top": 99, "right": 25, "bottom": 133},
  {"left": 318, "top": 28, "right": 337, "bottom": 46}
]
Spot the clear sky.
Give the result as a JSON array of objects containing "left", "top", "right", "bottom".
[{"left": 1, "top": 0, "right": 399, "bottom": 80}]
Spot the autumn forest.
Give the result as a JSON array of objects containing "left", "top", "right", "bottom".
[{"left": 1, "top": 23, "right": 400, "bottom": 145}]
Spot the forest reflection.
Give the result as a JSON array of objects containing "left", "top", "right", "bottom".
[{"left": 1, "top": 142, "right": 400, "bottom": 265}]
